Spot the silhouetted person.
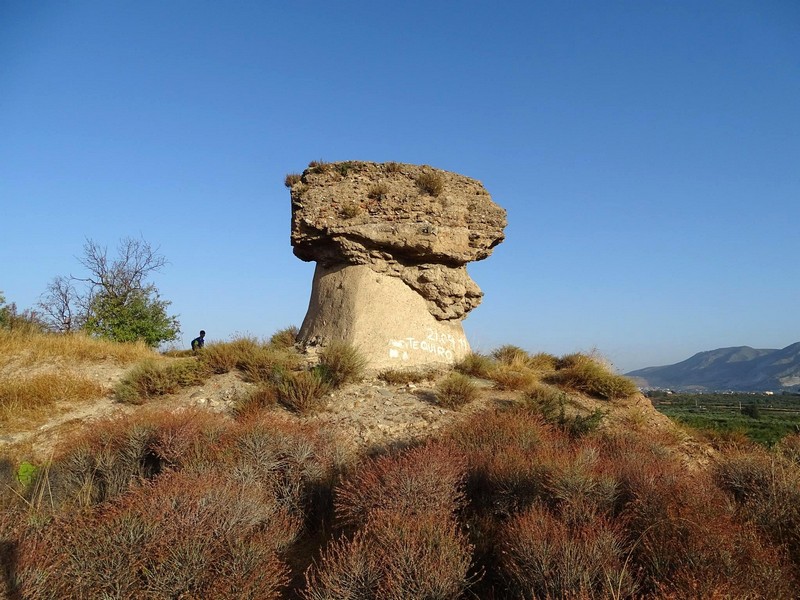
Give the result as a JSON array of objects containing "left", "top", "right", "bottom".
[{"left": 191, "top": 330, "right": 205, "bottom": 353}]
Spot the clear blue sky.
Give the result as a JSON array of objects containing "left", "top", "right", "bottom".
[{"left": 1, "top": 1, "right": 798, "bottom": 372}]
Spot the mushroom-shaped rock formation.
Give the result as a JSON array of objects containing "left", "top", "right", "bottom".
[{"left": 289, "top": 161, "right": 506, "bottom": 368}]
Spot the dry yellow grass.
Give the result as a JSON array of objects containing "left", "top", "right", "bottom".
[
  {"left": 488, "top": 364, "right": 538, "bottom": 391},
  {"left": 0, "top": 372, "right": 105, "bottom": 422},
  {"left": 0, "top": 330, "right": 155, "bottom": 370}
]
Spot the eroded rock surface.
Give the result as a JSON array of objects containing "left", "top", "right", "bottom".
[
  {"left": 289, "top": 161, "right": 506, "bottom": 320},
  {"left": 288, "top": 161, "right": 506, "bottom": 368}
]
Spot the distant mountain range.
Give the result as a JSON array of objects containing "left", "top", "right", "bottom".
[{"left": 625, "top": 342, "right": 800, "bottom": 392}]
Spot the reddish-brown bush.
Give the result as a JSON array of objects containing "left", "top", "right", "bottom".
[
  {"left": 226, "top": 416, "right": 339, "bottom": 525},
  {"left": 715, "top": 449, "right": 800, "bottom": 569},
  {"left": 335, "top": 442, "right": 466, "bottom": 527},
  {"left": 595, "top": 434, "right": 796, "bottom": 598},
  {"left": 500, "top": 503, "right": 633, "bottom": 599},
  {"left": 26, "top": 409, "right": 229, "bottom": 510},
  {"left": 447, "top": 409, "right": 566, "bottom": 517},
  {"left": 16, "top": 470, "right": 294, "bottom": 599},
  {"left": 305, "top": 511, "right": 472, "bottom": 600},
  {"left": 302, "top": 529, "right": 379, "bottom": 599},
  {"left": 232, "top": 384, "right": 279, "bottom": 420}
]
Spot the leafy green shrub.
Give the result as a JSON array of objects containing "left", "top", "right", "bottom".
[
  {"left": 85, "top": 287, "right": 180, "bottom": 348},
  {"left": 436, "top": 372, "right": 479, "bottom": 409},
  {"left": 741, "top": 402, "right": 762, "bottom": 419},
  {"left": 114, "top": 358, "right": 208, "bottom": 404},
  {"left": 545, "top": 353, "right": 637, "bottom": 400},
  {"left": 277, "top": 370, "right": 331, "bottom": 414},
  {"left": 414, "top": 171, "right": 444, "bottom": 196},
  {"left": 284, "top": 173, "right": 302, "bottom": 187},
  {"left": 454, "top": 352, "right": 494, "bottom": 378},
  {"left": 16, "top": 461, "right": 37, "bottom": 487},
  {"left": 318, "top": 341, "right": 366, "bottom": 387}
]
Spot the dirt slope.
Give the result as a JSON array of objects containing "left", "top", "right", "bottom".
[{"left": 0, "top": 358, "right": 710, "bottom": 469}]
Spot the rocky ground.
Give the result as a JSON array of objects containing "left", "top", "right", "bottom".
[{"left": 0, "top": 358, "right": 713, "bottom": 470}]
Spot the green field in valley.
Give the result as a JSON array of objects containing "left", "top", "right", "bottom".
[{"left": 649, "top": 391, "right": 800, "bottom": 446}]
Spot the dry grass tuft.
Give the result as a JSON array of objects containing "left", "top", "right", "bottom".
[
  {"left": 114, "top": 358, "right": 208, "bottom": 404},
  {"left": 339, "top": 202, "right": 362, "bottom": 219},
  {"left": 527, "top": 352, "right": 559, "bottom": 372},
  {"left": 317, "top": 341, "right": 367, "bottom": 388},
  {"left": 0, "top": 329, "right": 155, "bottom": 370},
  {"left": 436, "top": 372, "right": 480, "bottom": 409},
  {"left": 200, "top": 336, "right": 301, "bottom": 382},
  {"left": 545, "top": 353, "right": 638, "bottom": 400},
  {"left": 378, "top": 368, "right": 429, "bottom": 385},
  {"left": 276, "top": 370, "right": 331, "bottom": 414},
  {"left": 367, "top": 182, "right": 389, "bottom": 200},
  {"left": 0, "top": 372, "right": 105, "bottom": 421},
  {"left": 307, "top": 160, "right": 331, "bottom": 173},
  {"left": 269, "top": 325, "right": 299, "bottom": 349},
  {"left": 488, "top": 364, "right": 538, "bottom": 391},
  {"left": 284, "top": 173, "right": 302, "bottom": 187},
  {"left": 491, "top": 344, "right": 529, "bottom": 365},
  {"left": 232, "top": 385, "right": 279, "bottom": 420},
  {"left": 415, "top": 172, "right": 444, "bottom": 197},
  {"left": 454, "top": 352, "right": 494, "bottom": 378}
]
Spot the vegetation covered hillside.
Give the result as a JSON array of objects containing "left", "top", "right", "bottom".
[{"left": 2, "top": 330, "right": 800, "bottom": 599}]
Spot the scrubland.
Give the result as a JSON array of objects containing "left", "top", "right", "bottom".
[{"left": 2, "top": 332, "right": 800, "bottom": 598}]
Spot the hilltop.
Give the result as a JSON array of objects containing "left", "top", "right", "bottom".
[
  {"left": 1, "top": 331, "right": 680, "bottom": 464},
  {"left": 3, "top": 331, "right": 799, "bottom": 599}
]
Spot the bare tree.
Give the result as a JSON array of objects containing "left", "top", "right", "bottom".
[
  {"left": 76, "top": 236, "right": 168, "bottom": 301},
  {"left": 38, "top": 276, "right": 83, "bottom": 332}
]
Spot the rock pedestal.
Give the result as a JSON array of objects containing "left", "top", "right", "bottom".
[
  {"left": 289, "top": 161, "right": 506, "bottom": 368},
  {"left": 299, "top": 264, "right": 470, "bottom": 369}
]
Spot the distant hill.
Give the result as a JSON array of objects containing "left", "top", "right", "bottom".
[{"left": 626, "top": 342, "right": 800, "bottom": 392}]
